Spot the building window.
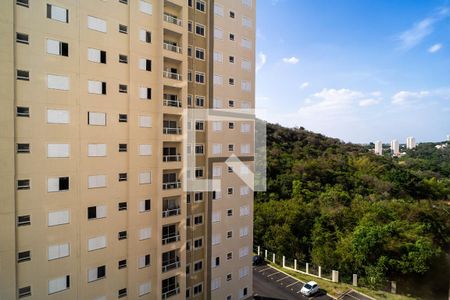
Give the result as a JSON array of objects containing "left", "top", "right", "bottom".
[
  {"left": 16, "top": 0, "right": 29, "bottom": 8},
  {"left": 118, "top": 231, "right": 127, "bottom": 240},
  {"left": 229, "top": 56, "right": 235, "bottom": 63},
  {"left": 118, "top": 202, "right": 127, "bottom": 211},
  {"left": 228, "top": 100, "right": 235, "bottom": 107},
  {"left": 230, "top": 11, "right": 235, "bottom": 18},
  {"left": 228, "top": 144, "right": 235, "bottom": 152},
  {"left": 229, "top": 122, "right": 235, "bottom": 129},
  {"left": 18, "top": 286, "right": 31, "bottom": 298},
  {"left": 87, "top": 206, "right": 106, "bottom": 220},
  {"left": 139, "top": 199, "right": 151, "bottom": 212},
  {"left": 17, "top": 179, "right": 30, "bottom": 190},
  {"left": 195, "top": 24, "right": 205, "bottom": 36},
  {"left": 48, "top": 210, "right": 70, "bottom": 227},
  {"left": 227, "top": 252, "right": 233, "bottom": 260},
  {"left": 139, "top": 87, "right": 152, "bottom": 99},
  {"left": 139, "top": 58, "right": 152, "bottom": 71},
  {"left": 140, "top": 29, "right": 151, "bottom": 43},
  {"left": 229, "top": 33, "right": 235, "bottom": 41},
  {"left": 118, "top": 288, "right": 127, "bottom": 298},
  {"left": 196, "top": 0, "right": 206, "bottom": 12},
  {"left": 195, "top": 144, "right": 204, "bottom": 155},
  {"left": 88, "top": 265, "right": 106, "bottom": 282},
  {"left": 193, "top": 283, "right": 203, "bottom": 296},
  {"left": 47, "top": 39, "right": 68, "bottom": 56},
  {"left": 118, "top": 84, "right": 127, "bottom": 93},
  {"left": 194, "top": 260, "right": 203, "bottom": 271},
  {"left": 47, "top": 4, "right": 69, "bottom": 23},
  {"left": 195, "top": 72, "right": 205, "bottom": 84},
  {"left": 227, "top": 230, "right": 233, "bottom": 238},
  {"left": 195, "top": 121, "right": 204, "bottom": 131},
  {"left": 88, "top": 112, "right": 106, "bottom": 125},
  {"left": 17, "top": 143, "right": 30, "bottom": 154},
  {"left": 119, "top": 0, "right": 128, "bottom": 4},
  {"left": 118, "top": 259, "right": 127, "bottom": 269},
  {"left": 139, "top": 0, "right": 153, "bottom": 15},
  {"left": 195, "top": 96, "right": 205, "bottom": 107},
  {"left": 16, "top": 106, "right": 30, "bottom": 117},
  {"left": 118, "top": 24, "right": 128, "bottom": 34},
  {"left": 17, "top": 215, "right": 31, "bottom": 227},
  {"left": 48, "top": 275, "right": 70, "bottom": 294},
  {"left": 194, "top": 238, "right": 203, "bottom": 249},
  {"left": 188, "top": 21, "right": 193, "bottom": 32},
  {"left": 16, "top": 33, "right": 29, "bottom": 44},
  {"left": 17, "top": 250, "right": 31, "bottom": 263},
  {"left": 119, "top": 54, "right": 128, "bottom": 63},
  {"left": 47, "top": 177, "right": 69, "bottom": 192},
  {"left": 195, "top": 48, "right": 205, "bottom": 60},
  {"left": 194, "top": 192, "right": 203, "bottom": 202},
  {"left": 228, "top": 166, "right": 234, "bottom": 173},
  {"left": 17, "top": 70, "right": 29, "bottom": 81},
  {"left": 119, "top": 114, "right": 127, "bottom": 122},
  {"left": 118, "top": 144, "right": 127, "bottom": 152},
  {"left": 47, "top": 74, "right": 70, "bottom": 90},
  {"left": 195, "top": 168, "right": 204, "bottom": 178},
  {"left": 229, "top": 78, "right": 235, "bottom": 85},
  {"left": 227, "top": 187, "right": 234, "bottom": 195},
  {"left": 138, "top": 254, "right": 151, "bottom": 268},
  {"left": 87, "top": 16, "right": 106, "bottom": 32},
  {"left": 194, "top": 215, "right": 203, "bottom": 225},
  {"left": 48, "top": 243, "right": 70, "bottom": 260},
  {"left": 88, "top": 81, "right": 107, "bottom": 95},
  {"left": 87, "top": 48, "right": 106, "bottom": 63}
]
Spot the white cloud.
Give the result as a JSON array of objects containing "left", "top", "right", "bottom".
[
  {"left": 256, "top": 52, "right": 267, "bottom": 73},
  {"left": 397, "top": 7, "right": 449, "bottom": 50},
  {"left": 282, "top": 57, "right": 299, "bottom": 64},
  {"left": 428, "top": 43, "right": 443, "bottom": 53},
  {"left": 392, "top": 90, "right": 430, "bottom": 105},
  {"left": 359, "top": 98, "right": 381, "bottom": 107},
  {"left": 299, "top": 82, "right": 310, "bottom": 89}
]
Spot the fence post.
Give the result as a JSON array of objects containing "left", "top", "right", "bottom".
[
  {"left": 305, "top": 263, "right": 309, "bottom": 274},
  {"left": 391, "top": 281, "right": 397, "bottom": 294},
  {"left": 318, "top": 266, "right": 322, "bottom": 278},
  {"left": 282, "top": 256, "right": 285, "bottom": 268},
  {"left": 352, "top": 274, "right": 358, "bottom": 287},
  {"left": 272, "top": 253, "right": 276, "bottom": 264},
  {"left": 257, "top": 246, "right": 260, "bottom": 256},
  {"left": 294, "top": 259, "right": 297, "bottom": 270},
  {"left": 264, "top": 250, "right": 267, "bottom": 259},
  {"left": 332, "top": 270, "right": 339, "bottom": 283}
]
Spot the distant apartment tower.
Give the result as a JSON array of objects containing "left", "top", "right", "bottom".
[
  {"left": 447, "top": 134, "right": 450, "bottom": 142},
  {"left": 406, "top": 137, "right": 416, "bottom": 149},
  {"left": 390, "top": 139, "right": 400, "bottom": 155},
  {"left": 0, "top": 1, "right": 255, "bottom": 300},
  {"left": 374, "top": 141, "right": 383, "bottom": 155}
]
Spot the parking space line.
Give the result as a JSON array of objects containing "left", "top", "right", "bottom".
[
  {"left": 276, "top": 276, "right": 289, "bottom": 282},
  {"left": 266, "top": 270, "right": 280, "bottom": 277},
  {"left": 286, "top": 281, "right": 300, "bottom": 288},
  {"left": 258, "top": 267, "right": 272, "bottom": 273}
]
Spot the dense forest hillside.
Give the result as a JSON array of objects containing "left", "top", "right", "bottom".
[{"left": 255, "top": 123, "right": 450, "bottom": 298}]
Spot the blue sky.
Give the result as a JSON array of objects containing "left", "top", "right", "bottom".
[{"left": 255, "top": 0, "right": 450, "bottom": 143}]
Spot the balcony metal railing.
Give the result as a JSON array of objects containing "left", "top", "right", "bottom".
[
  {"left": 162, "top": 207, "right": 181, "bottom": 218},
  {"left": 163, "top": 98, "right": 182, "bottom": 107},
  {"left": 163, "top": 127, "right": 182, "bottom": 135},
  {"left": 163, "top": 13, "right": 182, "bottom": 26},
  {"left": 162, "top": 234, "right": 181, "bottom": 245},
  {"left": 163, "top": 42, "right": 182, "bottom": 54},
  {"left": 162, "top": 259, "right": 180, "bottom": 272},
  {"left": 163, "top": 70, "right": 182, "bottom": 81},
  {"left": 162, "top": 286, "right": 180, "bottom": 299},
  {"left": 163, "top": 154, "right": 181, "bottom": 162},
  {"left": 162, "top": 181, "right": 181, "bottom": 190}
]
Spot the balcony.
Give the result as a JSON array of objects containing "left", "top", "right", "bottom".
[
  {"left": 163, "top": 42, "right": 182, "bottom": 54},
  {"left": 162, "top": 250, "right": 180, "bottom": 273},
  {"left": 162, "top": 181, "right": 181, "bottom": 190},
  {"left": 163, "top": 70, "right": 182, "bottom": 81},
  {"left": 162, "top": 224, "right": 180, "bottom": 245},
  {"left": 163, "top": 197, "right": 181, "bottom": 218},
  {"left": 163, "top": 119, "right": 182, "bottom": 135},
  {"left": 164, "top": 13, "right": 182, "bottom": 26},
  {"left": 163, "top": 96, "right": 182, "bottom": 108}
]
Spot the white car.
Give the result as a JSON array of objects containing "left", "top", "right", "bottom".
[{"left": 300, "top": 281, "right": 319, "bottom": 296}]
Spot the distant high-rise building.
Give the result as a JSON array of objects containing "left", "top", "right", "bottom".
[
  {"left": 374, "top": 141, "right": 383, "bottom": 155},
  {"left": 447, "top": 135, "right": 450, "bottom": 142},
  {"left": 406, "top": 137, "right": 416, "bottom": 149},
  {"left": 391, "top": 139, "right": 400, "bottom": 155}
]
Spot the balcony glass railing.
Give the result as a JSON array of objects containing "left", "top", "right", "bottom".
[
  {"left": 163, "top": 14, "right": 182, "bottom": 26},
  {"left": 163, "top": 98, "right": 182, "bottom": 107},
  {"left": 163, "top": 127, "right": 182, "bottom": 135},
  {"left": 163, "top": 154, "right": 181, "bottom": 162},
  {"left": 162, "top": 207, "right": 181, "bottom": 218},
  {"left": 162, "top": 234, "right": 181, "bottom": 245},
  {"left": 162, "top": 181, "right": 181, "bottom": 190},
  {"left": 162, "top": 259, "right": 180, "bottom": 272},
  {"left": 163, "top": 71, "right": 182, "bottom": 81},
  {"left": 162, "top": 286, "right": 180, "bottom": 299},
  {"left": 163, "top": 42, "right": 182, "bottom": 54}
]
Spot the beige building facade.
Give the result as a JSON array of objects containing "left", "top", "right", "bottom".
[{"left": 0, "top": 0, "right": 255, "bottom": 299}]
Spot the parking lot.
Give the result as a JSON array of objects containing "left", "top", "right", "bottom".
[{"left": 253, "top": 263, "right": 333, "bottom": 300}]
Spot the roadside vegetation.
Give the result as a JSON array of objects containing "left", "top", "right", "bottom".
[{"left": 255, "top": 123, "right": 450, "bottom": 299}]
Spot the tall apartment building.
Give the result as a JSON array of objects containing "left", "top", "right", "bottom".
[
  {"left": 374, "top": 141, "right": 383, "bottom": 156},
  {"left": 0, "top": 0, "right": 255, "bottom": 299},
  {"left": 390, "top": 139, "right": 399, "bottom": 155},
  {"left": 406, "top": 136, "right": 416, "bottom": 150}
]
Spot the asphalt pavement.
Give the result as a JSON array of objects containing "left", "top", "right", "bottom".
[{"left": 253, "top": 263, "right": 333, "bottom": 300}]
